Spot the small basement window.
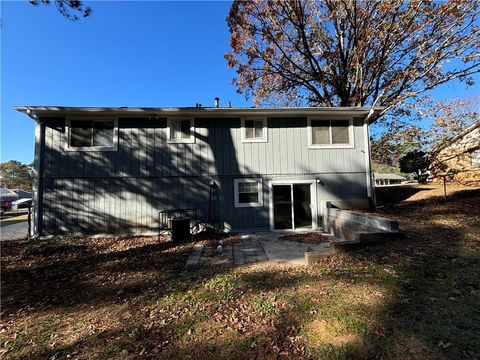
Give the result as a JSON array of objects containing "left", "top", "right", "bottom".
[
  {"left": 308, "top": 119, "right": 354, "bottom": 148},
  {"left": 234, "top": 178, "right": 263, "bottom": 207},
  {"left": 168, "top": 118, "right": 195, "bottom": 143},
  {"left": 67, "top": 119, "right": 118, "bottom": 151},
  {"left": 241, "top": 118, "right": 267, "bottom": 142}
]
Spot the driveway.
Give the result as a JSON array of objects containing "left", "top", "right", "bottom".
[{"left": 1, "top": 221, "right": 28, "bottom": 240}]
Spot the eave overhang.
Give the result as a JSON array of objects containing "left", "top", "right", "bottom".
[{"left": 15, "top": 106, "right": 385, "bottom": 124}]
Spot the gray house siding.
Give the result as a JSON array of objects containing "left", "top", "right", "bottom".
[{"left": 38, "top": 115, "right": 368, "bottom": 235}]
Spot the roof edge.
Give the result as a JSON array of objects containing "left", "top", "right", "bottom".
[
  {"left": 15, "top": 105, "right": 384, "bottom": 122},
  {"left": 431, "top": 120, "right": 480, "bottom": 153}
]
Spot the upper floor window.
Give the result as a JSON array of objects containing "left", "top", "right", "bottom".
[
  {"left": 308, "top": 118, "right": 354, "bottom": 148},
  {"left": 168, "top": 118, "right": 195, "bottom": 143},
  {"left": 67, "top": 119, "right": 118, "bottom": 151},
  {"left": 472, "top": 149, "right": 480, "bottom": 167},
  {"left": 241, "top": 118, "right": 268, "bottom": 143}
]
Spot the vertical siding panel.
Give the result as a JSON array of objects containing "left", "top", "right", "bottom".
[
  {"left": 116, "top": 122, "right": 125, "bottom": 176},
  {"left": 208, "top": 119, "right": 216, "bottom": 175},
  {"left": 235, "top": 118, "right": 242, "bottom": 176},
  {"left": 293, "top": 121, "right": 302, "bottom": 174},
  {"left": 197, "top": 119, "right": 205, "bottom": 176},
  {"left": 300, "top": 124, "right": 309, "bottom": 173},
  {"left": 135, "top": 125, "right": 142, "bottom": 177},
  {"left": 213, "top": 119, "right": 222, "bottom": 175},
  {"left": 146, "top": 125, "right": 155, "bottom": 177},
  {"left": 50, "top": 127, "right": 58, "bottom": 178},
  {"left": 272, "top": 119, "right": 281, "bottom": 174},
  {"left": 266, "top": 120, "right": 274, "bottom": 175},
  {"left": 44, "top": 126, "right": 52, "bottom": 178},
  {"left": 280, "top": 119, "right": 287, "bottom": 174},
  {"left": 164, "top": 125, "right": 173, "bottom": 177},
  {"left": 54, "top": 127, "right": 65, "bottom": 178},
  {"left": 232, "top": 120, "right": 241, "bottom": 176},
  {"left": 136, "top": 124, "right": 144, "bottom": 177},
  {"left": 244, "top": 142, "right": 251, "bottom": 175},
  {"left": 221, "top": 121, "right": 230, "bottom": 176},
  {"left": 154, "top": 124, "right": 163, "bottom": 177},
  {"left": 258, "top": 140, "right": 266, "bottom": 175},
  {"left": 192, "top": 132, "right": 202, "bottom": 177}
]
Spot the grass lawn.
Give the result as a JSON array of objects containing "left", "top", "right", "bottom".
[
  {"left": 1, "top": 184, "right": 479, "bottom": 359},
  {"left": 0, "top": 213, "right": 28, "bottom": 228}
]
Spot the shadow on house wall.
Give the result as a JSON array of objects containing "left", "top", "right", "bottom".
[{"left": 39, "top": 116, "right": 368, "bottom": 235}]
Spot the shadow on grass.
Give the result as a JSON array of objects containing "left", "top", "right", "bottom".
[
  {"left": 375, "top": 185, "right": 433, "bottom": 208},
  {"left": 2, "top": 189, "right": 479, "bottom": 359}
]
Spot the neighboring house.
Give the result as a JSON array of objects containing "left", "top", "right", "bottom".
[
  {"left": 430, "top": 121, "right": 480, "bottom": 183},
  {"left": 16, "top": 105, "right": 382, "bottom": 237},
  {"left": 373, "top": 173, "right": 406, "bottom": 186}
]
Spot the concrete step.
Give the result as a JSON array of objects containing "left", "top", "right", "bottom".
[
  {"left": 330, "top": 239, "right": 361, "bottom": 253},
  {"left": 356, "top": 231, "right": 404, "bottom": 244}
]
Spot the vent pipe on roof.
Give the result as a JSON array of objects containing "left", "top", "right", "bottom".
[{"left": 214, "top": 97, "right": 220, "bottom": 108}]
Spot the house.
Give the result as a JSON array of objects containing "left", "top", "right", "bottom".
[
  {"left": 16, "top": 105, "right": 383, "bottom": 237},
  {"left": 373, "top": 173, "right": 406, "bottom": 186},
  {"left": 430, "top": 121, "right": 480, "bottom": 183}
]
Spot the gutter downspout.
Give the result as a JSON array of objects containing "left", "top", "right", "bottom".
[
  {"left": 30, "top": 110, "right": 45, "bottom": 238},
  {"left": 363, "top": 109, "right": 376, "bottom": 209}
]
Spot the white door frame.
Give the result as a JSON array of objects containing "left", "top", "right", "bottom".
[{"left": 268, "top": 180, "right": 318, "bottom": 231}]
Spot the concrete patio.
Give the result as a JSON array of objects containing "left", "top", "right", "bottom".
[{"left": 186, "top": 232, "right": 333, "bottom": 267}]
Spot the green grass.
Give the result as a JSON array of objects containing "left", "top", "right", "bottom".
[
  {"left": 1, "top": 185, "right": 479, "bottom": 359},
  {"left": 250, "top": 295, "right": 279, "bottom": 317}
]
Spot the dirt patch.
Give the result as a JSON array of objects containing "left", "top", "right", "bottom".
[
  {"left": 279, "top": 232, "right": 330, "bottom": 244},
  {"left": 306, "top": 319, "right": 362, "bottom": 347}
]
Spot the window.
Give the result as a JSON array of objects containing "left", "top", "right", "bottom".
[
  {"left": 168, "top": 118, "right": 195, "bottom": 143},
  {"left": 234, "top": 179, "right": 263, "bottom": 207},
  {"left": 472, "top": 150, "right": 480, "bottom": 167},
  {"left": 308, "top": 118, "right": 353, "bottom": 148},
  {"left": 67, "top": 119, "right": 118, "bottom": 151},
  {"left": 241, "top": 118, "right": 267, "bottom": 142}
]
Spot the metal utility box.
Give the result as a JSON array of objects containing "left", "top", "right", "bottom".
[{"left": 171, "top": 216, "right": 191, "bottom": 242}]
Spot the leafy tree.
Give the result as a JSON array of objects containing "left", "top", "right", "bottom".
[
  {"left": 371, "top": 131, "right": 422, "bottom": 169},
  {"left": 30, "top": 0, "right": 91, "bottom": 21},
  {"left": 226, "top": 0, "right": 480, "bottom": 114},
  {"left": 0, "top": 161, "right": 33, "bottom": 190},
  {"left": 399, "top": 150, "right": 430, "bottom": 182},
  {"left": 409, "top": 95, "right": 479, "bottom": 150}
]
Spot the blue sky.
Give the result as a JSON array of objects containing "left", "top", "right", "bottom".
[
  {"left": 1, "top": 1, "right": 249, "bottom": 164},
  {"left": 1, "top": 1, "right": 479, "bottom": 164}
]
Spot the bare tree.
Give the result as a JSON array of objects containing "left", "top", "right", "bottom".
[
  {"left": 226, "top": 0, "right": 480, "bottom": 116},
  {"left": 30, "top": 0, "right": 91, "bottom": 21}
]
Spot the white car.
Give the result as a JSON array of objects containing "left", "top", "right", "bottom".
[{"left": 11, "top": 198, "right": 32, "bottom": 211}]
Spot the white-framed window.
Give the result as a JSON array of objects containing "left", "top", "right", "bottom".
[
  {"left": 234, "top": 178, "right": 263, "bottom": 207},
  {"left": 167, "top": 118, "right": 195, "bottom": 144},
  {"left": 241, "top": 118, "right": 268, "bottom": 143},
  {"left": 472, "top": 149, "right": 480, "bottom": 167},
  {"left": 307, "top": 118, "right": 354, "bottom": 149},
  {"left": 66, "top": 118, "right": 118, "bottom": 151}
]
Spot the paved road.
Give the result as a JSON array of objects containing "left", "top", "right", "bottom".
[{"left": 1, "top": 221, "right": 28, "bottom": 240}]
